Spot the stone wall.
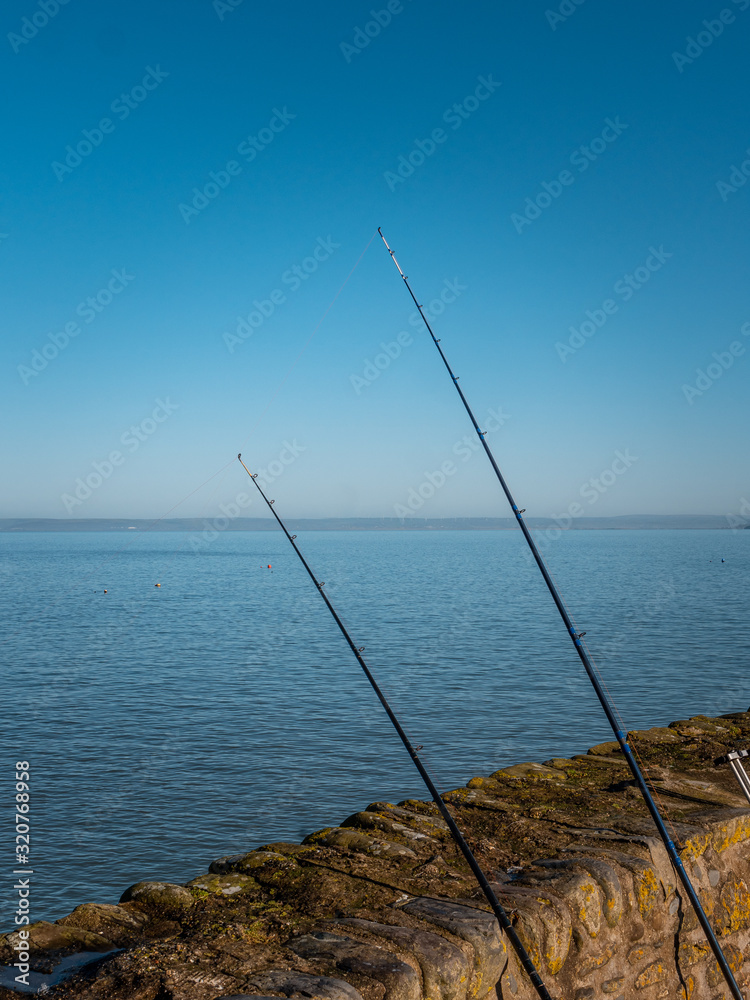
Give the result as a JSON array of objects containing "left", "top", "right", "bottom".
[{"left": 2, "top": 713, "right": 750, "bottom": 1000}]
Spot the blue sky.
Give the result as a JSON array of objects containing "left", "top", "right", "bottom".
[{"left": 2, "top": 0, "right": 748, "bottom": 520}]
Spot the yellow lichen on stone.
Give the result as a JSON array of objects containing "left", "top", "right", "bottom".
[
  {"left": 681, "top": 973, "right": 696, "bottom": 999},
  {"left": 469, "top": 970, "right": 485, "bottom": 998},
  {"left": 707, "top": 943, "right": 744, "bottom": 987},
  {"left": 557, "top": 874, "right": 604, "bottom": 941},
  {"left": 534, "top": 896, "right": 572, "bottom": 975},
  {"left": 579, "top": 945, "right": 614, "bottom": 976},
  {"left": 678, "top": 941, "right": 710, "bottom": 967},
  {"left": 445, "top": 786, "right": 470, "bottom": 802},
  {"left": 628, "top": 944, "right": 647, "bottom": 965},
  {"left": 698, "top": 885, "right": 716, "bottom": 918},
  {"left": 577, "top": 880, "right": 601, "bottom": 938},
  {"left": 711, "top": 814, "right": 750, "bottom": 855},
  {"left": 514, "top": 921, "right": 541, "bottom": 975},
  {"left": 635, "top": 868, "right": 661, "bottom": 920},
  {"left": 635, "top": 960, "right": 668, "bottom": 988},
  {"left": 719, "top": 878, "right": 750, "bottom": 934},
  {"left": 681, "top": 831, "right": 711, "bottom": 862}
]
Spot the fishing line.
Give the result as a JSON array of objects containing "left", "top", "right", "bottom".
[
  {"left": 378, "top": 228, "right": 745, "bottom": 1000},
  {"left": 237, "top": 455, "right": 554, "bottom": 1000}
]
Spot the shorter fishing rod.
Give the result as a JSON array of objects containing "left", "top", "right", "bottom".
[
  {"left": 378, "top": 229, "right": 745, "bottom": 1000},
  {"left": 237, "top": 455, "right": 554, "bottom": 1000}
]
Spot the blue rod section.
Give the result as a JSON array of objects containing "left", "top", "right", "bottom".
[
  {"left": 237, "top": 455, "right": 554, "bottom": 1000},
  {"left": 378, "top": 228, "right": 744, "bottom": 1000}
]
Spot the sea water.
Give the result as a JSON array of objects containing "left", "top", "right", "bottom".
[{"left": 0, "top": 528, "right": 748, "bottom": 927}]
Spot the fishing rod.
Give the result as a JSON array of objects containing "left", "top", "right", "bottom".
[
  {"left": 377, "top": 229, "right": 745, "bottom": 1000},
  {"left": 236, "top": 454, "right": 554, "bottom": 1000}
]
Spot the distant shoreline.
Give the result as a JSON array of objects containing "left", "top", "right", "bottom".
[{"left": 0, "top": 515, "right": 745, "bottom": 532}]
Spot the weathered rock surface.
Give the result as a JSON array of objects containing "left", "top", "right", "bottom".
[
  {"left": 289, "top": 930, "right": 421, "bottom": 1000},
  {"left": 3, "top": 713, "right": 750, "bottom": 1000},
  {"left": 240, "top": 970, "right": 365, "bottom": 1000}
]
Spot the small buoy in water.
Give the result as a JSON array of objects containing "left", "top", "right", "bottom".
[
  {"left": 721, "top": 558, "right": 725, "bottom": 563},
  {"left": 268, "top": 564, "right": 272, "bottom": 569},
  {"left": 104, "top": 589, "right": 108, "bottom": 593},
  {"left": 155, "top": 583, "right": 161, "bottom": 587}
]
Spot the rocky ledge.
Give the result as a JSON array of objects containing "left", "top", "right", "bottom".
[{"left": 3, "top": 713, "right": 750, "bottom": 1000}]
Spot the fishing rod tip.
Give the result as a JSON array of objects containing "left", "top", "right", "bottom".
[{"left": 237, "top": 453, "right": 242, "bottom": 460}]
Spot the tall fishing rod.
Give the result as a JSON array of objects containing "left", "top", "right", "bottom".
[
  {"left": 378, "top": 228, "right": 745, "bottom": 1000},
  {"left": 237, "top": 454, "right": 554, "bottom": 1000}
]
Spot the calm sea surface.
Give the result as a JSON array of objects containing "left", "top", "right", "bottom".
[{"left": 1, "top": 529, "right": 748, "bottom": 927}]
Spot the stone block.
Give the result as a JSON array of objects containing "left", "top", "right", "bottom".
[
  {"left": 3, "top": 920, "right": 115, "bottom": 955},
  {"left": 186, "top": 873, "right": 257, "bottom": 896},
  {"left": 56, "top": 902, "right": 147, "bottom": 934},
  {"left": 490, "top": 762, "right": 567, "bottom": 781},
  {"left": 635, "top": 959, "right": 668, "bottom": 989},
  {"left": 209, "top": 850, "right": 289, "bottom": 874},
  {"left": 586, "top": 741, "right": 623, "bottom": 757},
  {"left": 119, "top": 880, "right": 195, "bottom": 916},
  {"left": 289, "top": 931, "right": 421, "bottom": 1000},
  {"left": 334, "top": 918, "right": 469, "bottom": 1000},
  {"left": 492, "top": 884, "right": 572, "bottom": 974},
  {"left": 718, "top": 877, "right": 750, "bottom": 933},
  {"left": 627, "top": 727, "right": 682, "bottom": 744},
  {"left": 304, "top": 827, "right": 417, "bottom": 859},
  {"left": 402, "top": 896, "right": 506, "bottom": 992},
  {"left": 669, "top": 717, "right": 737, "bottom": 738},
  {"left": 341, "top": 811, "right": 440, "bottom": 845},
  {"left": 366, "top": 802, "right": 449, "bottom": 834},
  {"left": 239, "top": 970, "right": 365, "bottom": 1000}
]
